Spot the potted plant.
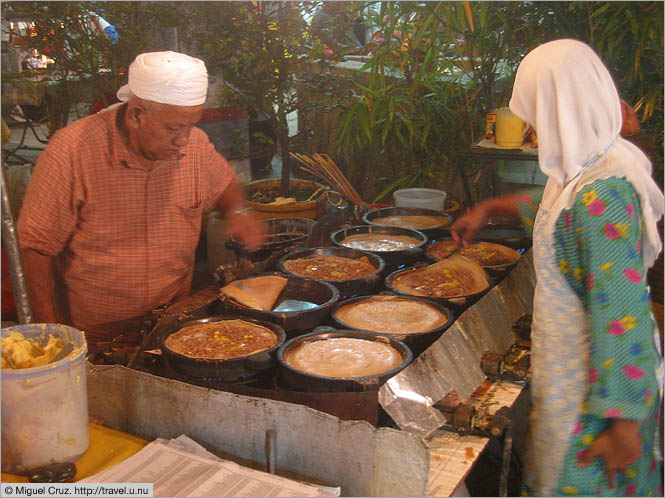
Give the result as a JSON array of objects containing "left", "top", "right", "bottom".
[{"left": 194, "top": 1, "right": 334, "bottom": 218}]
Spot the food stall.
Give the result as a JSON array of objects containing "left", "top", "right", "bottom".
[{"left": 2, "top": 198, "right": 535, "bottom": 495}]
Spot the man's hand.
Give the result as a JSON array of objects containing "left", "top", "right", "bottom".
[
  {"left": 223, "top": 211, "right": 266, "bottom": 252},
  {"left": 577, "top": 419, "right": 642, "bottom": 488}
]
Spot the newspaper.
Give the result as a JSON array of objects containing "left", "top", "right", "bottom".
[{"left": 79, "top": 435, "right": 340, "bottom": 497}]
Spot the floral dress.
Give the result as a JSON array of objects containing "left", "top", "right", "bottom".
[{"left": 517, "top": 176, "right": 662, "bottom": 496}]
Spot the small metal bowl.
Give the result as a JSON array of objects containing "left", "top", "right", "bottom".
[
  {"left": 218, "top": 273, "right": 340, "bottom": 336},
  {"left": 226, "top": 217, "right": 316, "bottom": 265}
]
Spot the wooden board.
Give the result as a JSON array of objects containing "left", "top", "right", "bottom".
[{"left": 427, "top": 380, "right": 524, "bottom": 497}]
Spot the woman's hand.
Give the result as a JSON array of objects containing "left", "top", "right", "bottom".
[
  {"left": 450, "top": 195, "right": 521, "bottom": 246},
  {"left": 577, "top": 419, "right": 642, "bottom": 488},
  {"left": 450, "top": 204, "right": 490, "bottom": 247}
]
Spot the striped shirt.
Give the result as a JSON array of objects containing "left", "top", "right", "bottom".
[{"left": 17, "top": 106, "right": 235, "bottom": 344}]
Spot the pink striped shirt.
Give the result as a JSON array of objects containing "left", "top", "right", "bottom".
[{"left": 18, "top": 106, "right": 235, "bottom": 343}]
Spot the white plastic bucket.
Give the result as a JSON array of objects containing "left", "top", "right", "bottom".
[
  {"left": 1, "top": 323, "right": 89, "bottom": 474},
  {"left": 394, "top": 188, "right": 447, "bottom": 211}
]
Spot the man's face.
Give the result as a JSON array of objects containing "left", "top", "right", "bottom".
[{"left": 132, "top": 102, "right": 204, "bottom": 161}]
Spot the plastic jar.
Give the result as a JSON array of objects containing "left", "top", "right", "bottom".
[
  {"left": 1, "top": 323, "right": 89, "bottom": 475},
  {"left": 393, "top": 188, "right": 447, "bottom": 211},
  {"left": 495, "top": 107, "right": 526, "bottom": 148}
]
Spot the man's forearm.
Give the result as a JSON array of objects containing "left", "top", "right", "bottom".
[
  {"left": 216, "top": 178, "right": 249, "bottom": 214},
  {"left": 20, "top": 248, "right": 59, "bottom": 323}
]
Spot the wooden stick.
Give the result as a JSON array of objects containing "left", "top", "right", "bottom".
[
  {"left": 314, "top": 154, "right": 362, "bottom": 204},
  {"left": 290, "top": 152, "right": 363, "bottom": 205}
]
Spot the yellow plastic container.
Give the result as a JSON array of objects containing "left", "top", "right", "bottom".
[
  {"left": 495, "top": 107, "right": 526, "bottom": 148},
  {"left": 1, "top": 323, "right": 89, "bottom": 474}
]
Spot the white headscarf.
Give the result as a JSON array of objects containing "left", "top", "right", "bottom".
[
  {"left": 509, "top": 39, "right": 663, "bottom": 269},
  {"left": 116, "top": 51, "right": 208, "bottom": 106}
]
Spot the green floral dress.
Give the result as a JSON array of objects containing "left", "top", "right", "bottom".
[{"left": 517, "top": 176, "right": 662, "bottom": 496}]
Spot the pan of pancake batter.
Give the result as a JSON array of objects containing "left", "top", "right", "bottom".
[
  {"left": 160, "top": 316, "right": 286, "bottom": 381},
  {"left": 331, "top": 225, "right": 428, "bottom": 271},
  {"left": 277, "top": 246, "right": 385, "bottom": 299},
  {"left": 362, "top": 206, "right": 453, "bottom": 239},
  {"left": 277, "top": 329, "right": 412, "bottom": 392},
  {"left": 330, "top": 294, "right": 454, "bottom": 355}
]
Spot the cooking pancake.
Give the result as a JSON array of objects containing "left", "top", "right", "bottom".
[
  {"left": 283, "top": 337, "right": 403, "bottom": 378},
  {"left": 165, "top": 319, "right": 278, "bottom": 359},
  {"left": 283, "top": 254, "right": 376, "bottom": 281},
  {"left": 371, "top": 214, "right": 450, "bottom": 230},
  {"left": 389, "top": 255, "right": 489, "bottom": 299},
  {"left": 334, "top": 296, "right": 448, "bottom": 335},
  {"left": 427, "top": 240, "right": 520, "bottom": 267},
  {"left": 220, "top": 275, "right": 288, "bottom": 311},
  {"left": 339, "top": 233, "right": 421, "bottom": 251}
]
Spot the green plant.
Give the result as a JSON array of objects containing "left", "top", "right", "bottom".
[
  {"left": 195, "top": 2, "right": 331, "bottom": 197},
  {"left": 2, "top": 1, "right": 183, "bottom": 134},
  {"left": 329, "top": 2, "right": 529, "bottom": 203},
  {"left": 327, "top": 1, "right": 663, "bottom": 203}
]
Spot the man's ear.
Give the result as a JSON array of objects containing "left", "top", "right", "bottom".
[{"left": 125, "top": 102, "right": 145, "bottom": 130}]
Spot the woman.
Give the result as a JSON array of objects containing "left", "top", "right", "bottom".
[{"left": 451, "top": 39, "right": 663, "bottom": 496}]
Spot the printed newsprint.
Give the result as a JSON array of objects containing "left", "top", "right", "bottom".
[{"left": 79, "top": 435, "right": 340, "bottom": 497}]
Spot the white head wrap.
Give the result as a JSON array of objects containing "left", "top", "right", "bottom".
[
  {"left": 116, "top": 51, "right": 208, "bottom": 106},
  {"left": 509, "top": 39, "right": 663, "bottom": 269}
]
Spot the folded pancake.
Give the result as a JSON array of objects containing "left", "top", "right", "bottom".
[
  {"left": 165, "top": 320, "right": 278, "bottom": 359},
  {"left": 220, "top": 275, "right": 288, "bottom": 311},
  {"left": 389, "top": 255, "right": 489, "bottom": 299},
  {"left": 334, "top": 295, "right": 448, "bottom": 335},
  {"left": 427, "top": 240, "right": 521, "bottom": 267},
  {"left": 284, "top": 337, "right": 403, "bottom": 378},
  {"left": 283, "top": 254, "right": 376, "bottom": 281}
]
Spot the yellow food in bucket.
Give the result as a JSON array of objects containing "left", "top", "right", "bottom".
[{"left": 1, "top": 332, "right": 65, "bottom": 369}]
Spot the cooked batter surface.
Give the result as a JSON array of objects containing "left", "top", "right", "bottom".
[
  {"left": 335, "top": 296, "right": 448, "bottom": 335},
  {"left": 165, "top": 320, "right": 278, "bottom": 359},
  {"left": 391, "top": 267, "right": 475, "bottom": 298},
  {"left": 427, "top": 240, "right": 519, "bottom": 266},
  {"left": 284, "top": 337, "right": 403, "bottom": 378},
  {"left": 283, "top": 254, "right": 376, "bottom": 280},
  {"left": 340, "top": 233, "right": 421, "bottom": 251},
  {"left": 371, "top": 214, "right": 450, "bottom": 230}
]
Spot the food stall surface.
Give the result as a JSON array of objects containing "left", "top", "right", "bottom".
[
  {"left": 6, "top": 251, "right": 531, "bottom": 496},
  {"left": 1, "top": 423, "right": 148, "bottom": 484}
]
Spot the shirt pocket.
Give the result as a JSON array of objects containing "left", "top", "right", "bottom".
[{"left": 171, "top": 183, "right": 203, "bottom": 211}]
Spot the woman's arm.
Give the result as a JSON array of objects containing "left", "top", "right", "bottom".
[{"left": 450, "top": 188, "right": 543, "bottom": 246}]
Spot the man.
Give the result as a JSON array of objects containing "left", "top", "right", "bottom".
[{"left": 17, "top": 51, "right": 265, "bottom": 350}]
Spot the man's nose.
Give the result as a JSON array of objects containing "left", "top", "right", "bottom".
[{"left": 173, "top": 129, "right": 191, "bottom": 147}]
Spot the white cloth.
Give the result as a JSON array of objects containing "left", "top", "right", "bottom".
[
  {"left": 509, "top": 39, "right": 663, "bottom": 270},
  {"left": 116, "top": 51, "right": 208, "bottom": 107},
  {"left": 526, "top": 178, "right": 590, "bottom": 496}
]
